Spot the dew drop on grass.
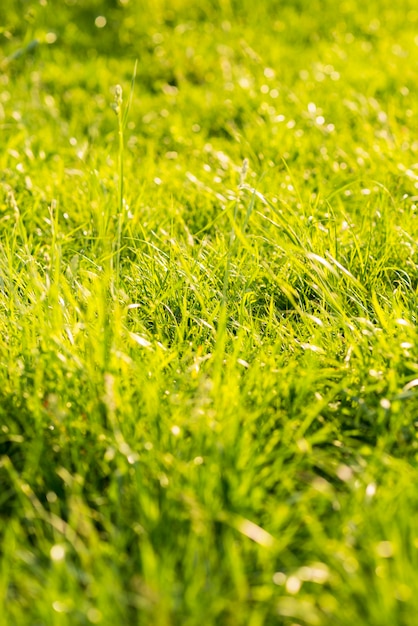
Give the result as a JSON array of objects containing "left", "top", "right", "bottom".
[
  {"left": 286, "top": 575, "right": 301, "bottom": 594},
  {"left": 336, "top": 465, "right": 353, "bottom": 482},
  {"left": 94, "top": 16, "right": 107, "bottom": 28},
  {"left": 159, "top": 474, "right": 169, "bottom": 487},
  {"left": 366, "top": 483, "right": 376, "bottom": 498},
  {"left": 376, "top": 541, "right": 394, "bottom": 558},
  {"left": 45, "top": 32, "right": 57, "bottom": 44},
  {"left": 273, "top": 572, "right": 286, "bottom": 585},
  {"left": 50, "top": 544, "right": 65, "bottom": 562},
  {"left": 52, "top": 601, "right": 68, "bottom": 613},
  {"left": 104, "top": 447, "right": 115, "bottom": 461},
  {"left": 298, "top": 564, "right": 329, "bottom": 584}
]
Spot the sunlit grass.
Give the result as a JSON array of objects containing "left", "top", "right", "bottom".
[{"left": 1, "top": 1, "right": 418, "bottom": 625}]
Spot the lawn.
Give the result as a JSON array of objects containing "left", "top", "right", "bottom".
[{"left": 1, "top": 0, "right": 418, "bottom": 624}]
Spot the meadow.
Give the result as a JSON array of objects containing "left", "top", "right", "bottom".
[{"left": 1, "top": 0, "right": 418, "bottom": 624}]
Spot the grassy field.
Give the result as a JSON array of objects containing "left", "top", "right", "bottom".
[{"left": 1, "top": 0, "right": 418, "bottom": 624}]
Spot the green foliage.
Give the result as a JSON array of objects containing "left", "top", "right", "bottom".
[{"left": 1, "top": 0, "right": 418, "bottom": 624}]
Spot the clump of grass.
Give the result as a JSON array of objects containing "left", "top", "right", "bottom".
[{"left": 1, "top": 1, "right": 418, "bottom": 625}]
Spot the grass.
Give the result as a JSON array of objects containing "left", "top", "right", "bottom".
[{"left": 1, "top": 0, "right": 418, "bottom": 624}]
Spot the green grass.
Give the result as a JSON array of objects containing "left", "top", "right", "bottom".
[{"left": 1, "top": 0, "right": 418, "bottom": 624}]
